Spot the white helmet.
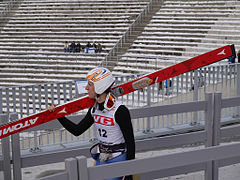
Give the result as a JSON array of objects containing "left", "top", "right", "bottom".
[{"left": 86, "top": 67, "right": 114, "bottom": 94}]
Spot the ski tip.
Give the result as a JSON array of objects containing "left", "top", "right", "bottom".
[{"left": 230, "top": 44, "right": 236, "bottom": 58}]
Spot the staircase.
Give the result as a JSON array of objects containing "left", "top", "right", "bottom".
[{"left": 113, "top": 0, "right": 240, "bottom": 75}]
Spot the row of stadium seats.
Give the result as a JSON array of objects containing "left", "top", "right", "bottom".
[
  {"left": 113, "top": 0, "right": 240, "bottom": 75},
  {"left": 0, "top": 0, "right": 240, "bottom": 86},
  {"left": 0, "top": 0, "right": 149, "bottom": 87}
]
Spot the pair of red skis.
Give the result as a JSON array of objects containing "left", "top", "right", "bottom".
[{"left": 0, "top": 45, "right": 235, "bottom": 139}]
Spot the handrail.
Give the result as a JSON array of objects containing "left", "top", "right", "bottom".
[
  {"left": 100, "top": 0, "right": 163, "bottom": 67},
  {"left": 2, "top": 93, "right": 240, "bottom": 180}
]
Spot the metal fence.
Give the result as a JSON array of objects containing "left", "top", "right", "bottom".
[
  {"left": 0, "top": 63, "right": 239, "bottom": 152},
  {"left": 0, "top": 81, "right": 76, "bottom": 117},
  {"left": 1, "top": 92, "right": 240, "bottom": 180}
]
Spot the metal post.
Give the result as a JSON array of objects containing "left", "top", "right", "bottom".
[
  {"left": 145, "top": 86, "right": 151, "bottom": 133},
  {"left": 205, "top": 93, "right": 214, "bottom": 180},
  {"left": 69, "top": 82, "right": 73, "bottom": 101},
  {"left": 204, "top": 92, "right": 222, "bottom": 180},
  {"left": 213, "top": 93, "right": 221, "bottom": 146},
  {"left": 12, "top": 87, "right": 16, "bottom": 112},
  {"left": 19, "top": 87, "right": 23, "bottom": 118},
  {"left": 50, "top": 83, "right": 55, "bottom": 105},
  {"left": 11, "top": 113, "right": 22, "bottom": 180},
  {"left": 0, "top": 114, "right": 12, "bottom": 180},
  {"left": 6, "top": 88, "right": 10, "bottom": 115},
  {"left": 211, "top": 92, "right": 222, "bottom": 180},
  {"left": 77, "top": 156, "right": 89, "bottom": 180},
  {"left": 0, "top": 89, "right": 2, "bottom": 114},
  {"left": 57, "top": 83, "right": 61, "bottom": 105},
  {"left": 205, "top": 93, "right": 214, "bottom": 147},
  {"left": 63, "top": 82, "right": 67, "bottom": 103},
  {"left": 192, "top": 70, "right": 199, "bottom": 125},
  {"left": 65, "top": 158, "right": 78, "bottom": 180},
  {"left": 236, "top": 64, "right": 240, "bottom": 116},
  {"left": 25, "top": 87, "right": 29, "bottom": 115},
  {"left": 44, "top": 84, "right": 48, "bottom": 107}
]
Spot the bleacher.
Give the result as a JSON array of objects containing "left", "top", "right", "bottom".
[
  {"left": 1, "top": 1, "right": 240, "bottom": 179},
  {"left": 0, "top": 0, "right": 240, "bottom": 86},
  {"left": 113, "top": 0, "right": 240, "bottom": 75},
  {"left": 0, "top": 1, "right": 8, "bottom": 10},
  {"left": 0, "top": 0, "right": 149, "bottom": 87}
]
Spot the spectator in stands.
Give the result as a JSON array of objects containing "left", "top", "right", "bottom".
[
  {"left": 69, "top": 41, "right": 76, "bottom": 53},
  {"left": 237, "top": 50, "right": 240, "bottom": 63},
  {"left": 76, "top": 42, "right": 81, "bottom": 53},
  {"left": 64, "top": 41, "right": 69, "bottom": 53},
  {"left": 92, "top": 42, "right": 97, "bottom": 53},
  {"left": 228, "top": 55, "right": 235, "bottom": 64},
  {"left": 97, "top": 43, "right": 103, "bottom": 53},
  {"left": 93, "top": 41, "right": 97, "bottom": 48},
  {"left": 86, "top": 42, "right": 91, "bottom": 48},
  {"left": 80, "top": 44, "right": 85, "bottom": 52},
  {"left": 165, "top": 79, "right": 172, "bottom": 95},
  {"left": 47, "top": 67, "right": 135, "bottom": 180},
  {"left": 85, "top": 42, "right": 92, "bottom": 53}
]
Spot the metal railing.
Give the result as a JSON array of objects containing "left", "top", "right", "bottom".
[
  {"left": 0, "top": 63, "right": 239, "bottom": 152},
  {"left": 0, "top": 63, "right": 239, "bottom": 116},
  {"left": 0, "top": 81, "right": 76, "bottom": 117},
  {"left": 1, "top": 92, "right": 240, "bottom": 180}
]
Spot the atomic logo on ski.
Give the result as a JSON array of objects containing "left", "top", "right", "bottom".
[
  {"left": 0, "top": 117, "right": 38, "bottom": 137},
  {"left": 58, "top": 108, "right": 67, "bottom": 114},
  {"left": 218, "top": 49, "right": 226, "bottom": 55}
]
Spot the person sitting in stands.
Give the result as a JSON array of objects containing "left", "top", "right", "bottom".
[
  {"left": 97, "top": 43, "right": 103, "bottom": 53},
  {"left": 70, "top": 41, "right": 76, "bottom": 53},
  {"left": 64, "top": 41, "right": 69, "bottom": 53},
  {"left": 76, "top": 42, "right": 81, "bottom": 53},
  {"left": 85, "top": 42, "right": 92, "bottom": 53},
  {"left": 228, "top": 55, "right": 235, "bottom": 64},
  {"left": 93, "top": 42, "right": 97, "bottom": 47},
  {"left": 86, "top": 42, "right": 91, "bottom": 48},
  {"left": 92, "top": 42, "right": 97, "bottom": 53}
]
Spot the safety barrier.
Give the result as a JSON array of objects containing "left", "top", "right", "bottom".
[
  {"left": 0, "top": 63, "right": 239, "bottom": 115},
  {"left": 0, "top": 63, "right": 239, "bottom": 152},
  {"left": 1, "top": 92, "right": 240, "bottom": 179}
]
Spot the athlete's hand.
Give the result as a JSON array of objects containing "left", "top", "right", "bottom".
[{"left": 46, "top": 104, "right": 57, "bottom": 112}]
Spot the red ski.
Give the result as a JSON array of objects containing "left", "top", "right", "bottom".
[{"left": 0, "top": 45, "right": 235, "bottom": 139}]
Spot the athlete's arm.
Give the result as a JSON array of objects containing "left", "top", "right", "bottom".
[
  {"left": 115, "top": 105, "right": 135, "bottom": 160},
  {"left": 58, "top": 107, "right": 94, "bottom": 136}
]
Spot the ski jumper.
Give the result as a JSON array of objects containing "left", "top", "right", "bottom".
[{"left": 57, "top": 100, "right": 135, "bottom": 180}]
